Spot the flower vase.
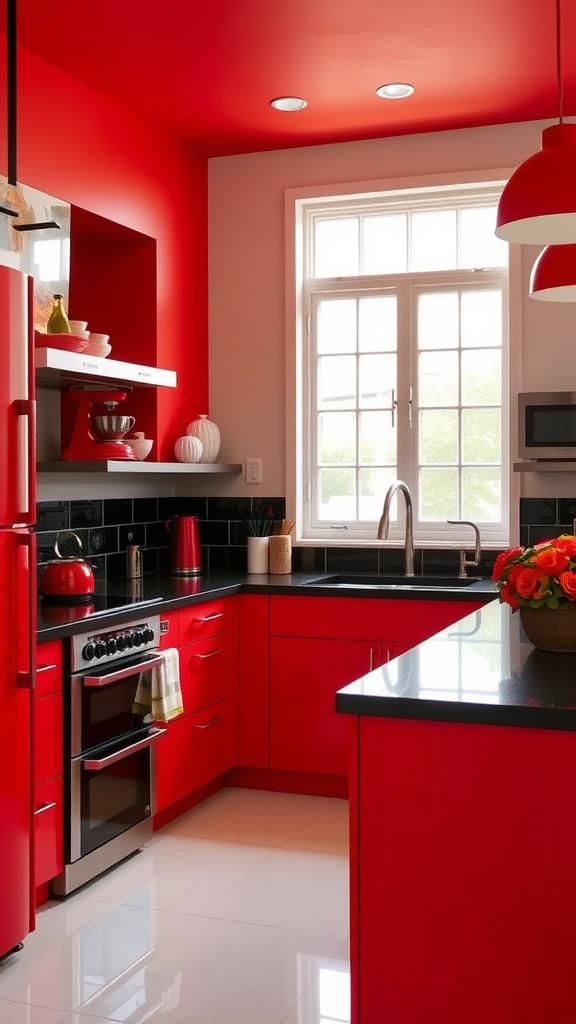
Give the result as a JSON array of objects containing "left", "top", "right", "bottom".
[
  {"left": 186, "top": 415, "right": 221, "bottom": 464},
  {"left": 519, "top": 604, "right": 576, "bottom": 652}
]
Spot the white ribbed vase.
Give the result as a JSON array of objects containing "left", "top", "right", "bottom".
[{"left": 186, "top": 414, "right": 221, "bottom": 464}]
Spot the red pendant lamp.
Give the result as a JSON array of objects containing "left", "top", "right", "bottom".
[
  {"left": 495, "top": 0, "right": 576, "bottom": 245},
  {"left": 529, "top": 243, "right": 576, "bottom": 300}
]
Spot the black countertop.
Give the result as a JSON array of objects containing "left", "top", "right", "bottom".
[
  {"left": 36, "top": 569, "right": 497, "bottom": 640},
  {"left": 335, "top": 599, "right": 576, "bottom": 731}
]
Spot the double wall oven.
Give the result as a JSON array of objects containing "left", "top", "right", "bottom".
[{"left": 52, "top": 612, "right": 166, "bottom": 897}]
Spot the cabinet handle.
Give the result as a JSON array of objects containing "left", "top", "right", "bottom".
[
  {"left": 369, "top": 648, "right": 374, "bottom": 671},
  {"left": 192, "top": 612, "right": 224, "bottom": 622},
  {"left": 192, "top": 648, "right": 224, "bottom": 660},
  {"left": 193, "top": 716, "right": 222, "bottom": 730},
  {"left": 35, "top": 801, "right": 57, "bottom": 816},
  {"left": 36, "top": 663, "right": 57, "bottom": 674}
]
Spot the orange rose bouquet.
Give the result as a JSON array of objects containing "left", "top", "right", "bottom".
[{"left": 492, "top": 535, "right": 576, "bottom": 611}]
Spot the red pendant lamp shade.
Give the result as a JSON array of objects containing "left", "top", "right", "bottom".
[
  {"left": 529, "top": 243, "right": 576, "bottom": 301},
  {"left": 495, "top": 124, "right": 576, "bottom": 244},
  {"left": 495, "top": 0, "right": 576, "bottom": 246}
]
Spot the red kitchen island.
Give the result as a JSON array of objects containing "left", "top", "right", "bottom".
[{"left": 336, "top": 599, "right": 576, "bottom": 1024}]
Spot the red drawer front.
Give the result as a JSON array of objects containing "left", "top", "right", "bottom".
[
  {"left": 179, "top": 597, "right": 235, "bottom": 645},
  {"left": 180, "top": 634, "right": 232, "bottom": 714},
  {"left": 35, "top": 640, "right": 62, "bottom": 698},
  {"left": 182, "top": 699, "right": 233, "bottom": 792},
  {"left": 34, "top": 691, "right": 63, "bottom": 786},
  {"left": 34, "top": 776, "right": 63, "bottom": 888},
  {"left": 154, "top": 719, "right": 184, "bottom": 813}
]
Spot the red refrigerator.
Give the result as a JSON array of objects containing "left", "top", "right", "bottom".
[{"left": 0, "top": 264, "right": 36, "bottom": 960}]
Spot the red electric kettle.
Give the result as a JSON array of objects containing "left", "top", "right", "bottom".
[{"left": 165, "top": 515, "right": 202, "bottom": 575}]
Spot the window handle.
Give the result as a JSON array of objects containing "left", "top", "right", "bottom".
[
  {"left": 408, "top": 385, "right": 413, "bottom": 428},
  {"left": 391, "top": 388, "right": 396, "bottom": 428}
]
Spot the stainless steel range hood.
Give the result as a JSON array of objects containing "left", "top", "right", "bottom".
[{"left": 35, "top": 347, "right": 177, "bottom": 390}]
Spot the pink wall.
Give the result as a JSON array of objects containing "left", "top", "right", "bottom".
[
  {"left": 208, "top": 120, "right": 576, "bottom": 506},
  {"left": 1, "top": 45, "right": 209, "bottom": 461}
]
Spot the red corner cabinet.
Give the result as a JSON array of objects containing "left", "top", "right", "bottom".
[
  {"left": 268, "top": 596, "right": 484, "bottom": 779},
  {"left": 154, "top": 598, "right": 239, "bottom": 816},
  {"left": 34, "top": 640, "right": 64, "bottom": 895}
]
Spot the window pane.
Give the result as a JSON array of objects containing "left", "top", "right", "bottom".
[
  {"left": 419, "top": 409, "right": 459, "bottom": 464},
  {"left": 319, "top": 412, "right": 356, "bottom": 463},
  {"left": 314, "top": 218, "right": 359, "bottom": 277},
  {"left": 420, "top": 467, "right": 458, "bottom": 519},
  {"left": 460, "top": 206, "right": 508, "bottom": 269},
  {"left": 411, "top": 210, "right": 457, "bottom": 271},
  {"left": 319, "top": 468, "right": 356, "bottom": 520},
  {"left": 461, "top": 349, "right": 501, "bottom": 404},
  {"left": 359, "top": 354, "right": 395, "bottom": 408},
  {"left": 318, "top": 299, "right": 357, "bottom": 354},
  {"left": 419, "top": 350, "right": 458, "bottom": 406},
  {"left": 318, "top": 355, "right": 356, "bottom": 409},
  {"left": 359, "top": 467, "right": 393, "bottom": 519},
  {"left": 461, "top": 291, "right": 502, "bottom": 347},
  {"left": 418, "top": 293, "right": 459, "bottom": 349},
  {"left": 363, "top": 214, "right": 407, "bottom": 274},
  {"left": 358, "top": 295, "right": 397, "bottom": 352},
  {"left": 462, "top": 466, "right": 501, "bottom": 521},
  {"left": 360, "top": 411, "right": 396, "bottom": 464},
  {"left": 462, "top": 408, "right": 501, "bottom": 462}
]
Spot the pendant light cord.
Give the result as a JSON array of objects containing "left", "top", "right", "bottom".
[
  {"left": 556, "top": 0, "right": 564, "bottom": 123},
  {"left": 7, "top": 0, "right": 17, "bottom": 185}
]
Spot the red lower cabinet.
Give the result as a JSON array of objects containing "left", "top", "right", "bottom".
[
  {"left": 154, "top": 719, "right": 184, "bottom": 813},
  {"left": 181, "top": 699, "right": 234, "bottom": 793},
  {"left": 34, "top": 776, "right": 63, "bottom": 889}
]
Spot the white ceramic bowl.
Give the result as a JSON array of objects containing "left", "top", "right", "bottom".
[
  {"left": 88, "top": 332, "right": 110, "bottom": 346},
  {"left": 85, "top": 341, "right": 112, "bottom": 358},
  {"left": 128, "top": 438, "right": 154, "bottom": 460},
  {"left": 68, "top": 320, "right": 88, "bottom": 334}
]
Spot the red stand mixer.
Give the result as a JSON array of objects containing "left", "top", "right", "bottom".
[{"left": 61, "top": 390, "right": 138, "bottom": 460}]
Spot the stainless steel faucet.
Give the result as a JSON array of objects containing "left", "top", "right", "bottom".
[
  {"left": 447, "top": 520, "right": 481, "bottom": 578},
  {"left": 377, "top": 480, "right": 415, "bottom": 577}
]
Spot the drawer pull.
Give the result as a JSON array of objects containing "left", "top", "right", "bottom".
[
  {"left": 193, "top": 716, "right": 223, "bottom": 730},
  {"left": 192, "top": 648, "right": 224, "bottom": 660},
  {"left": 192, "top": 612, "right": 224, "bottom": 622},
  {"left": 35, "top": 800, "right": 57, "bottom": 816},
  {"left": 36, "top": 663, "right": 58, "bottom": 674}
]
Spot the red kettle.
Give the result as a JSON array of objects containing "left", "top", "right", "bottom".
[
  {"left": 165, "top": 515, "right": 202, "bottom": 576},
  {"left": 39, "top": 531, "right": 96, "bottom": 602}
]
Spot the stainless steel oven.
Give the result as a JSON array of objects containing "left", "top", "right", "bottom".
[{"left": 51, "top": 614, "right": 165, "bottom": 897}]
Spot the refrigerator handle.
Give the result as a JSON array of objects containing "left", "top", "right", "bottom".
[
  {"left": 14, "top": 399, "right": 36, "bottom": 521},
  {"left": 16, "top": 532, "right": 35, "bottom": 691}
]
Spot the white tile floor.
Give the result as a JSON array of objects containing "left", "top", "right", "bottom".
[{"left": 0, "top": 789, "right": 351, "bottom": 1024}]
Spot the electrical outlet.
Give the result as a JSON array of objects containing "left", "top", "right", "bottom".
[{"left": 245, "top": 458, "right": 262, "bottom": 484}]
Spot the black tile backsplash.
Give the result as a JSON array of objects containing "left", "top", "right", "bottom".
[
  {"left": 520, "top": 496, "right": 576, "bottom": 548},
  {"left": 37, "top": 493, "right": 569, "bottom": 584}
]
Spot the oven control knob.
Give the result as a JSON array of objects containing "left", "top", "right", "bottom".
[
  {"left": 117, "top": 634, "right": 128, "bottom": 652},
  {"left": 125, "top": 634, "right": 135, "bottom": 649},
  {"left": 133, "top": 631, "right": 144, "bottom": 647},
  {"left": 82, "top": 642, "right": 95, "bottom": 661},
  {"left": 106, "top": 638, "right": 118, "bottom": 655},
  {"left": 95, "top": 640, "right": 107, "bottom": 659},
  {"left": 144, "top": 627, "right": 155, "bottom": 643}
]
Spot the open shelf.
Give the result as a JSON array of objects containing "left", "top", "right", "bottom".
[{"left": 37, "top": 461, "right": 242, "bottom": 474}]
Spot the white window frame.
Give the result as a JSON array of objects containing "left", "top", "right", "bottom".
[{"left": 284, "top": 171, "right": 523, "bottom": 551}]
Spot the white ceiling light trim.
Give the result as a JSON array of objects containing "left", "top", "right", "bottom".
[
  {"left": 270, "top": 96, "right": 308, "bottom": 111},
  {"left": 376, "top": 83, "right": 415, "bottom": 99}
]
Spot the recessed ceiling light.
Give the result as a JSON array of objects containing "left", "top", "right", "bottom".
[
  {"left": 270, "top": 96, "right": 308, "bottom": 112},
  {"left": 376, "top": 83, "right": 415, "bottom": 100}
]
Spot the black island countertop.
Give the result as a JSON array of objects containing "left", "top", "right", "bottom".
[{"left": 336, "top": 598, "right": 576, "bottom": 731}]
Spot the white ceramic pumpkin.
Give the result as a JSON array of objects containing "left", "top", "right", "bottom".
[
  {"left": 174, "top": 434, "right": 203, "bottom": 463},
  {"left": 186, "top": 414, "right": 220, "bottom": 463}
]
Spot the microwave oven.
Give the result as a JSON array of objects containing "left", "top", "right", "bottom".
[{"left": 518, "top": 392, "right": 576, "bottom": 460}]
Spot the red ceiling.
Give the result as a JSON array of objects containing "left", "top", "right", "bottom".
[{"left": 16, "top": 0, "right": 576, "bottom": 157}]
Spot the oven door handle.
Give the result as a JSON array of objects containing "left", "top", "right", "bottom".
[
  {"left": 81, "top": 727, "right": 166, "bottom": 770},
  {"left": 80, "top": 653, "right": 166, "bottom": 688}
]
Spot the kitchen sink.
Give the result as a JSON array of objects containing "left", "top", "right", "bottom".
[{"left": 303, "top": 573, "right": 482, "bottom": 589}]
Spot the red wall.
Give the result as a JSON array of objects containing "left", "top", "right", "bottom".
[{"left": 0, "top": 44, "right": 208, "bottom": 460}]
